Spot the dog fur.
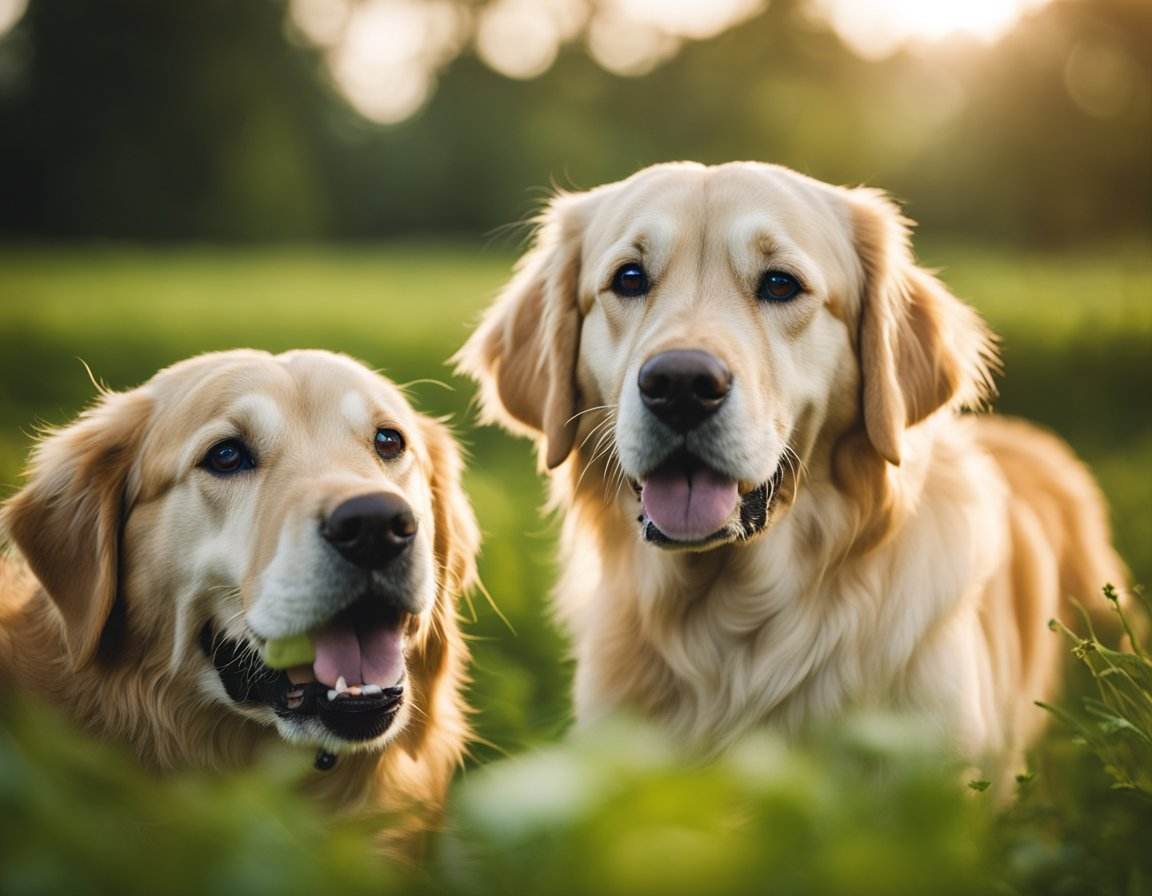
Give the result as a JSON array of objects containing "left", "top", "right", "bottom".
[
  {"left": 456, "top": 161, "right": 1127, "bottom": 780},
  {"left": 0, "top": 348, "right": 479, "bottom": 857}
]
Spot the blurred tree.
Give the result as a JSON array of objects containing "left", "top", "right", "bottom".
[
  {"left": 0, "top": 0, "right": 1147, "bottom": 244},
  {"left": 895, "top": 0, "right": 1152, "bottom": 243},
  {"left": 0, "top": 0, "right": 340, "bottom": 240}
]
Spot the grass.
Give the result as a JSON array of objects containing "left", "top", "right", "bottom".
[
  {"left": 0, "top": 241, "right": 1150, "bottom": 893},
  {"left": 0, "top": 242, "right": 512, "bottom": 430},
  {"left": 917, "top": 240, "right": 1152, "bottom": 344}
]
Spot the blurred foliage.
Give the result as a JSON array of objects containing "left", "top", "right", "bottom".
[
  {"left": 5, "top": 681, "right": 1152, "bottom": 895},
  {"left": 1, "top": 693, "right": 1004, "bottom": 896},
  {"left": 0, "top": 0, "right": 1148, "bottom": 244},
  {"left": 0, "top": 696, "right": 396, "bottom": 896},
  {"left": 443, "top": 715, "right": 998, "bottom": 896},
  {"left": 0, "top": 0, "right": 341, "bottom": 240}
]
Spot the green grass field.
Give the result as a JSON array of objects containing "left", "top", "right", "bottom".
[{"left": 1, "top": 243, "right": 1150, "bottom": 894}]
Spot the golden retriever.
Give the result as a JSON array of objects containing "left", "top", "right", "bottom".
[
  {"left": 0, "top": 348, "right": 479, "bottom": 856},
  {"left": 457, "top": 161, "right": 1127, "bottom": 782}
]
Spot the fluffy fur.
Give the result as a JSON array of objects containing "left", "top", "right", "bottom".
[
  {"left": 0, "top": 349, "right": 480, "bottom": 857},
  {"left": 456, "top": 161, "right": 1127, "bottom": 780}
]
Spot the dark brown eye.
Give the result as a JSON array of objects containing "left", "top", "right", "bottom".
[
  {"left": 202, "top": 439, "right": 255, "bottom": 475},
  {"left": 374, "top": 428, "right": 405, "bottom": 460},
  {"left": 757, "top": 271, "right": 803, "bottom": 302},
  {"left": 611, "top": 263, "right": 650, "bottom": 298}
]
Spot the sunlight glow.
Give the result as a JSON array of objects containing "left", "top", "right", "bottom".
[
  {"left": 0, "top": 0, "right": 27, "bottom": 39},
  {"left": 811, "top": 0, "right": 1053, "bottom": 60},
  {"left": 1064, "top": 37, "right": 1145, "bottom": 120},
  {"left": 616, "top": 0, "right": 767, "bottom": 41},
  {"left": 476, "top": 0, "right": 583, "bottom": 80},
  {"left": 319, "top": 0, "right": 466, "bottom": 124},
  {"left": 302, "top": 0, "right": 1063, "bottom": 125},
  {"left": 289, "top": 0, "right": 352, "bottom": 49},
  {"left": 586, "top": 9, "right": 678, "bottom": 77},
  {"left": 588, "top": 0, "right": 766, "bottom": 76},
  {"left": 317, "top": 0, "right": 770, "bottom": 121}
]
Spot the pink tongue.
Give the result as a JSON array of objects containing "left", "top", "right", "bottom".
[
  {"left": 641, "top": 467, "right": 740, "bottom": 542},
  {"left": 311, "top": 617, "right": 404, "bottom": 688}
]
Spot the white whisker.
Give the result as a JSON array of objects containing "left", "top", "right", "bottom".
[
  {"left": 575, "top": 409, "right": 616, "bottom": 454},
  {"left": 782, "top": 444, "right": 807, "bottom": 487},
  {"left": 572, "top": 406, "right": 624, "bottom": 498},
  {"left": 566, "top": 404, "right": 616, "bottom": 429}
]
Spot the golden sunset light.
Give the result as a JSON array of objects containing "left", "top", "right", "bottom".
[{"left": 811, "top": 0, "right": 1054, "bottom": 59}]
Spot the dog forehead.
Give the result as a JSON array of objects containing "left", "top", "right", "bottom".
[
  {"left": 579, "top": 165, "right": 707, "bottom": 251},
  {"left": 277, "top": 350, "right": 414, "bottom": 423},
  {"left": 581, "top": 163, "right": 855, "bottom": 264},
  {"left": 121, "top": 350, "right": 429, "bottom": 503},
  {"left": 143, "top": 350, "right": 417, "bottom": 451}
]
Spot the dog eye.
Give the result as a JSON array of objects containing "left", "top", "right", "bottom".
[
  {"left": 757, "top": 271, "right": 803, "bottom": 302},
  {"left": 375, "top": 428, "right": 406, "bottom": 461},
  {"left": 202, "top": 439, "right": 255, "bottom": 475},
  {"left": 610, "top": 263, "right": 650, "bottom": 298}
]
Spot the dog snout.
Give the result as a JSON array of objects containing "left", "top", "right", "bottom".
[
  {"left": 638, "top": 350, "right": 732, "bottom": 432},
  {"left": 322, "top": 493, "right": 417, "bottom": 570}
]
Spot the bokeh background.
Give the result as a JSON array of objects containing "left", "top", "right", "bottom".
[{"left": 0, "top": 0, "right": 1149, "bottom": 893}]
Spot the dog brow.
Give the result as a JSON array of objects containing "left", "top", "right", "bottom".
[
  {"left": 340, "top": 390, "right": 371, "bottom": 431},
  {"left": 231, "top": 393, "right": 285, "bottom": 442}
]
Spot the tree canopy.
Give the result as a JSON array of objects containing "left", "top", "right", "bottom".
[{"left": 0, "top": 0, "right": 1147, "bottom": 244}]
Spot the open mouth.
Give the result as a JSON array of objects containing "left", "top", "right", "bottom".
[
  {"left": 632, "top": 451, "right": 783, "bottom": 549},
  {"left": 200, "top": 596, "right": 410, "bottom": 745}
]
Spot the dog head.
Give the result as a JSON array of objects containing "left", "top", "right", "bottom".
[
  {"left": 4, "top": 349, "right": 479, "bottom": 754},
  {"left": 457, "top": 161, "right": 995, "bottom": 550}
]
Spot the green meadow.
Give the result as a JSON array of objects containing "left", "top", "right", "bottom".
[{"left": 1, "top": 243, "right": 1150, "bottom": 894}]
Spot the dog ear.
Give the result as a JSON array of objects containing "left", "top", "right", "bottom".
[
  {"left": 2, "top": 387, "right": 151, "bottom": 671},
  {"left": 851, "top": 189, "right": 998, "bottom": 465},
  {"left": 410, "top": 412, "right": 480, "bottom": 731},
  {"left": 455, "top": 193, "right": 587, "bottom": 469},
  {"left": 418, "top": 414, "right": 481, "bottom": 608}
]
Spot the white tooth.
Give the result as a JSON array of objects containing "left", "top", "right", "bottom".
[
  {"left": 363, "top": 684, "right": 383, "bottom": 696},
  {"left": 335, "top": 676, "right": 348, "bottom": 693},
  {"left": 327, "top": 689, "right": 339, "bottom": 702}
]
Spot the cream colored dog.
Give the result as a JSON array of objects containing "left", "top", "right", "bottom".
[
  {"left": 0, "top": 349, "right": 479, "bottom": 856},
  {"left": 457, "top": 161, "right": 1126, "bottom": 779}
]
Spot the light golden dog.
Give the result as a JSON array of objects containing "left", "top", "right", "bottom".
[
  {"left": 457, "top": 161, "right": 1126, "bottom": 780},
  {"left": 0, "top": 348, "right": 479, "bottom": 856}
]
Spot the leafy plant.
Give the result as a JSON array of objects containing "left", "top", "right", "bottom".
[
  {"left": 1042, "top": 584, "right": 1152, "bottom": 798},
  {"left": 995, "top": 584, "right": 1152, "bottom": 896}
]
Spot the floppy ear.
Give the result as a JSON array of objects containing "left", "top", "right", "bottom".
[
  {"left": 2, "top": 387, "right": 151, "bottom": 670},
  {"left": 454, "top": 193, "right": 587, "bottom": 470},
  {"left": 418, "top": 414, "right": 481, "bottom": 611},
  {"left": 409, "top": 412, "right": 481, "bottom": 726},
  {"left": 851, "top": 189, "right": 998, "bottom": 465}
]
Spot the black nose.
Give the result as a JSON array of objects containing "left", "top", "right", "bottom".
[
  {"left": 322, "top": 493, "right": 417, "bottom": 570},
  {"left": 638, "top": 350, "right": 732, "bottom": 433}
]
